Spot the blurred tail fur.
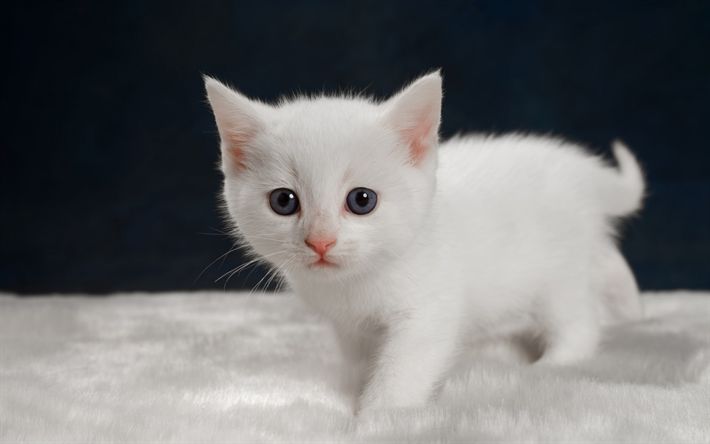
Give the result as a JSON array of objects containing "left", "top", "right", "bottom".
[{"left": 602, "top": 140, "right": 645, "bottom": 217}]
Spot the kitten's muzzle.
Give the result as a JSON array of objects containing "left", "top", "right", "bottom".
[{"left": 305, "top": 237, "right": 338, "bottom": 268}]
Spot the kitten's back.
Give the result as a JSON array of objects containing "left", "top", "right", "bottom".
[{"left": 437, "top": 134, "right": 643, "bottom": 220}]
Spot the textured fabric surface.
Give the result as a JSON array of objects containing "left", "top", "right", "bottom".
[{"left": 0, "top": 291, "right": 709, "bottom": 443}]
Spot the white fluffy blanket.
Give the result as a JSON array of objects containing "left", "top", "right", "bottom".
[{"left": 1, "top": 291, "right": 709, "bottom": 443}]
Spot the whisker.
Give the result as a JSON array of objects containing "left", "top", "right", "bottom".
[
  {"left": 274, "top": 257, "right": 299, "bottom": 292},
  {"left": 250, "top": 254, "right": 296, "bottom": 295},
  {"left": 265, "top": 255, "right": 296, "bottom": 291},
  {"left": 222, "top": 258, "right": 266, "bottom": 288},
  {"left": 197, "top": 226, "right": 235, "bottom": 237},
  {"left": 194, "top": 245, "right": 242, "bottom": 284},
  {"left": 216, "top": 250, "right": 285, "bottom": 286}
]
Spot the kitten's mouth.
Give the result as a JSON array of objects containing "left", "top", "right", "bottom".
[{"left": 309, "top": 257, "right": 338, "bottom": 268}]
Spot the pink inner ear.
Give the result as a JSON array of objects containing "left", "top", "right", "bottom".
[
  {"left": 402, "top": 119, "right": 434, "bottom": 165},
  {"left": 223, "top": 127, "right": 253, "bottom": 171}
]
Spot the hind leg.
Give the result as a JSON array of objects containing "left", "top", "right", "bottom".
[
  {"left": 537, "top": 283, "right": 601, "bottom": 365},
  {"left": 597, "top": 246, "right": 642, "bottom": 323}
]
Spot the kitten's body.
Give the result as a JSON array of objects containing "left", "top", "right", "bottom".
[{"left": 205, "top": 73, "right": 644, "bottom": 411}]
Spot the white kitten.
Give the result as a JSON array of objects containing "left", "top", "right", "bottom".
[{"left": 204, "top": 72, "right": 644, "bottom": 411}]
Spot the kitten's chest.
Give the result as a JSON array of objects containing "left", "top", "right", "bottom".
[{"left": 291, "top": 276, "right": 411, "bottom": 326}]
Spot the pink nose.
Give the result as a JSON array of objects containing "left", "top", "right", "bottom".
[{"left": 305, "top": 237, "right": 336, "bottom": 256}]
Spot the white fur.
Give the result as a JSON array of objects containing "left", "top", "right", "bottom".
[{"left": 204, "top": 73, "right": 645, "bottom": 411}]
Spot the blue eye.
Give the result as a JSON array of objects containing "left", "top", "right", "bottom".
[
  {"left": 346, "top": 188, "right": 377, "bottom": 215},
  {"left": 269, "top": 188, "right": 299, "bottom": 215}
]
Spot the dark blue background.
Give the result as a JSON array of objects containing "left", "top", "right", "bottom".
[{"left": 2, "top": 0, "right": 708, "bottom": 294}]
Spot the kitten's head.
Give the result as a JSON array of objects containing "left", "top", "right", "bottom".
[{"left": 205, "top": 73, "right": 442, "bottom": 282}]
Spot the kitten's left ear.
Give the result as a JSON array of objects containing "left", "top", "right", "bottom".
[{"left": 382, "top": 72, "right": 442, "bottom": 166}]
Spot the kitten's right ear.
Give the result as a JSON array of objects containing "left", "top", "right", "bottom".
[{"left": 204, "top": 76, "right": 265, "bottom": 173}]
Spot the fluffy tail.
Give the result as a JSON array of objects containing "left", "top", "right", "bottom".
[{"left": 601, "top": 140, "right": 645, "bottom": 217}]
